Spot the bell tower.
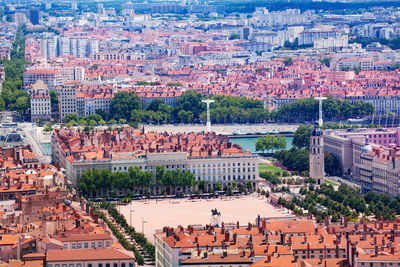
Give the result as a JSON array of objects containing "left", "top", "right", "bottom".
[{"left": 309, "top": 127, "right": 325, "bottom": 185}]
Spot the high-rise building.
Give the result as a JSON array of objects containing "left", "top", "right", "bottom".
[
  {"left": 57, "top": 83, "right": 77, "bottom": 121},
  {"left": 97, "top": 4, "right": 105, "bottom": 15},
  {"left": 71, "top": 1, "right": 78, "bottom": 10},
  {"left": 309, "top": 127, "right": 325, "bottom": 185},
  {"left": 14, "top": 13, "right": 27, "bottom": 25},
  {"left": 29, "top": 9, "right": 39, "bottom": 25}
]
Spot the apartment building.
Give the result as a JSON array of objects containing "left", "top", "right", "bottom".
[
  {"left": 60, "top": 67, "right": 85, "bottom": 82},
  {"left": 154, "top": 218, "right": 351, "bottom": 267},
  {"left": 40, "top": 36, "right": 99, "bottom": 59},
  {"left": 57, "top": 82, "right": 77, "bottom": 121},
  {"left": 324, "top": 127, "right": 400, "bottom": 196},
  {"left": 23, "top": 70, "right": 61, "bottom": 92},
  {"left": 30, "top": 80, "right": 51, "bottom": 122},
  {"left": 138, "top": 91, "right": 181, "bottom": 108},
  {"left": 51, "top": 128, "right": 259, "bottom": 189},
  {"left": 46, "top": 248, "right": 135, "bottom": 267},
  {"left": 52, "top": 233, "right": 113, "bottom": 250}
]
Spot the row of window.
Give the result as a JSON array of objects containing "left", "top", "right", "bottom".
[
  {"left": 196, "top": 174, "right": 256, "bottom": 181},
  {"left": 48, "top": 263, "right": 134, "bottom": 267},
  {"left": 66, "top": 241, "right": 110, "bottom": 249}
]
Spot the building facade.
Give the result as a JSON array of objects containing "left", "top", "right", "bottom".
[
  {"left": 309, "top": 127, "right": 325, "bottom": 185},
  {"left": 30, "top": 80, "right": 51, "bottom": 122}
]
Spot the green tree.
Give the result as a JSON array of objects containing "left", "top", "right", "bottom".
[
  {"left": 78, "top": 118, "right": 87, "bottom": 125},
  {"left": 174, "top": 90, "right": 204, "bottom": 122},
  {"left": 64, "top": 113, "right": 79, "bottom": 123},
  {"left": 177, "top": 110, "right": 194, "bottom": 124},
  {"left": 293, "top": 124, "right": 313, "bottom": 149},
  {"left": 95, "top": 109, "right": 108, "bottom": 121},
  {"left": 43, "top": 123, "right": 53, "bottom": 132},
  {"left": 318, "top": 57, "right": 332, "bottom": 67},
  {"left": 255, "top": 134, "right": 286, "bottom": 152},
  {"left": 110, "top": 91, "right": 141, "bottom": 121},
  {"left": 50, "top": 90, "right": 58, "bottom": 107},
  {"left": 324, "top": 152, "right": 341, "bottom": 176},
  {"left": 229, "top": 33, "right": 240, "bottom": 40},
  {"left": 283, "top": 57, "right": 293, "bottom": 66}
]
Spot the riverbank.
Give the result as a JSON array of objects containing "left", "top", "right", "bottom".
[{"left": 143, "top": 123, "right": 299, "bottom": 135}]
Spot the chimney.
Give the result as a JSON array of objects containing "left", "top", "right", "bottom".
[
  {"left": 266, "top": 255, "right": 271, "bottom": 263},
  {"left": 222, "top": 251, "right": 228, "bottom": 258},
  {"left": 262, "top": 220, "right": 266, "bottom": 229},
  {"left": 224, "top": 232, "right": 229, "bottom": 242},
  {"left": 233, "top": 233, "right": 237, "bottom": 244}
]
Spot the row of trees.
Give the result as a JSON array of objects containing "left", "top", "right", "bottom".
[
  {"left": 349, "top": 36, "right": 400, "bottom": 51},
  {"left": 61, "top": 92, "right": 374, "bottom": 126},
  {"left": 0, "top": 26, "right": 30, "bottom": 113},
  {"left": 98, "top": 202, "right": 155, "bottom": 263},
  {"left": 280, "top": 183, "right": 400, "bottom": 223},
  {"left": 78, "top": 167, "right": 196, "bottom": 198},
  {"left": 107, "top": 90, "right": 271, "bottom": 124},
  {"left": 88, "top": 202, "right": 145, "bottom": 265},
  {"left": 276, "top": 96, "right": 374, "bottom": 123}
]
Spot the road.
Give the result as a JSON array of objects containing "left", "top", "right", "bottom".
[
  {"left": 143, "top": 123, "right": 299, "bottom": 135},
  {"left": 22, "top": 123, "right": 51, "bottom": 164}
]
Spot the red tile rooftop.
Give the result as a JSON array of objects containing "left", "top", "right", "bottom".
[{"left": 53, "top": 127, "right": 251, "bottom": 163}]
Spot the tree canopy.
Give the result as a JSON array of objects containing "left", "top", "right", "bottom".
[
  {"left": 110, "top": 91, "right": 141, "bottom": 121},
  {"left": 255, "top": 134, "right": 286, "bottom": 152}
]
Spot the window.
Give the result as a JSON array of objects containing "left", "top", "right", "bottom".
[
  {"left": 106, "top": 264, "right": 110, "bottom": 267},
  {"left": 98, "top": 242, "right": 102, "bottom": 247},
  {"left": 113, "top": 264, "right": 118, "bottom": 267},
  {"left": 122, "top": 264, "right": 126, "bottom": 267},
  {"left": 106, "top": 241, "right": 110, "bottom": 247},
  {"left": 69, "top": 264, "right": 74, "bottom": 267},
  {"left": 98, "top": 264, "right": 103, "bottom": 267},
  {"left": 88, "top": 264, "right": 92, "bottom": 267},
  {"left": 84, "top": 243, "right": 88, "bottom": 248},
  {"left": 55, "top": 265, "right": 60, "bottom": 267},
  {"left": 62, "top": 264, "right": 67, "bottom": 267},
  {"left": 78, "top": 243, "right": 82, "bottom": 248},
  {"left": 72, "top": 243, "right": 76, "bottom": 249},
  {"left": 63, "top": 244, "right": 67, "bottom": 249},
  {"left": 48, "top": 265, "right": 52, "bottom": 267},
  {"left": 91, "top": 242, "right": 95, "bottom": 248}
]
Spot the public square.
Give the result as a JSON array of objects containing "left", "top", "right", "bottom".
[{"left": 119, "top": 194, "right": 292, "bottom": 243}]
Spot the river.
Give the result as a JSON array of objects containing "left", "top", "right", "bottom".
[{"left": 230, "top": 136, "right": 293, "bottom": 153}]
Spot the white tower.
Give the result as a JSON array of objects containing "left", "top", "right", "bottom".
[
  {"left": 202, "top": 99, "right": 215, "bottom": 132},
  {"left": 314, "top": 97, "right": 327, "bottom": 126}
]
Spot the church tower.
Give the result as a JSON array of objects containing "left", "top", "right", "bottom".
[{"left": 309, "top": 127, "right": 324, "bottom": 185}]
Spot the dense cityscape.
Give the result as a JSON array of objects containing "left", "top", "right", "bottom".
[{"left": 3, "top": 0, "right": 400, "bottom": 266}]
